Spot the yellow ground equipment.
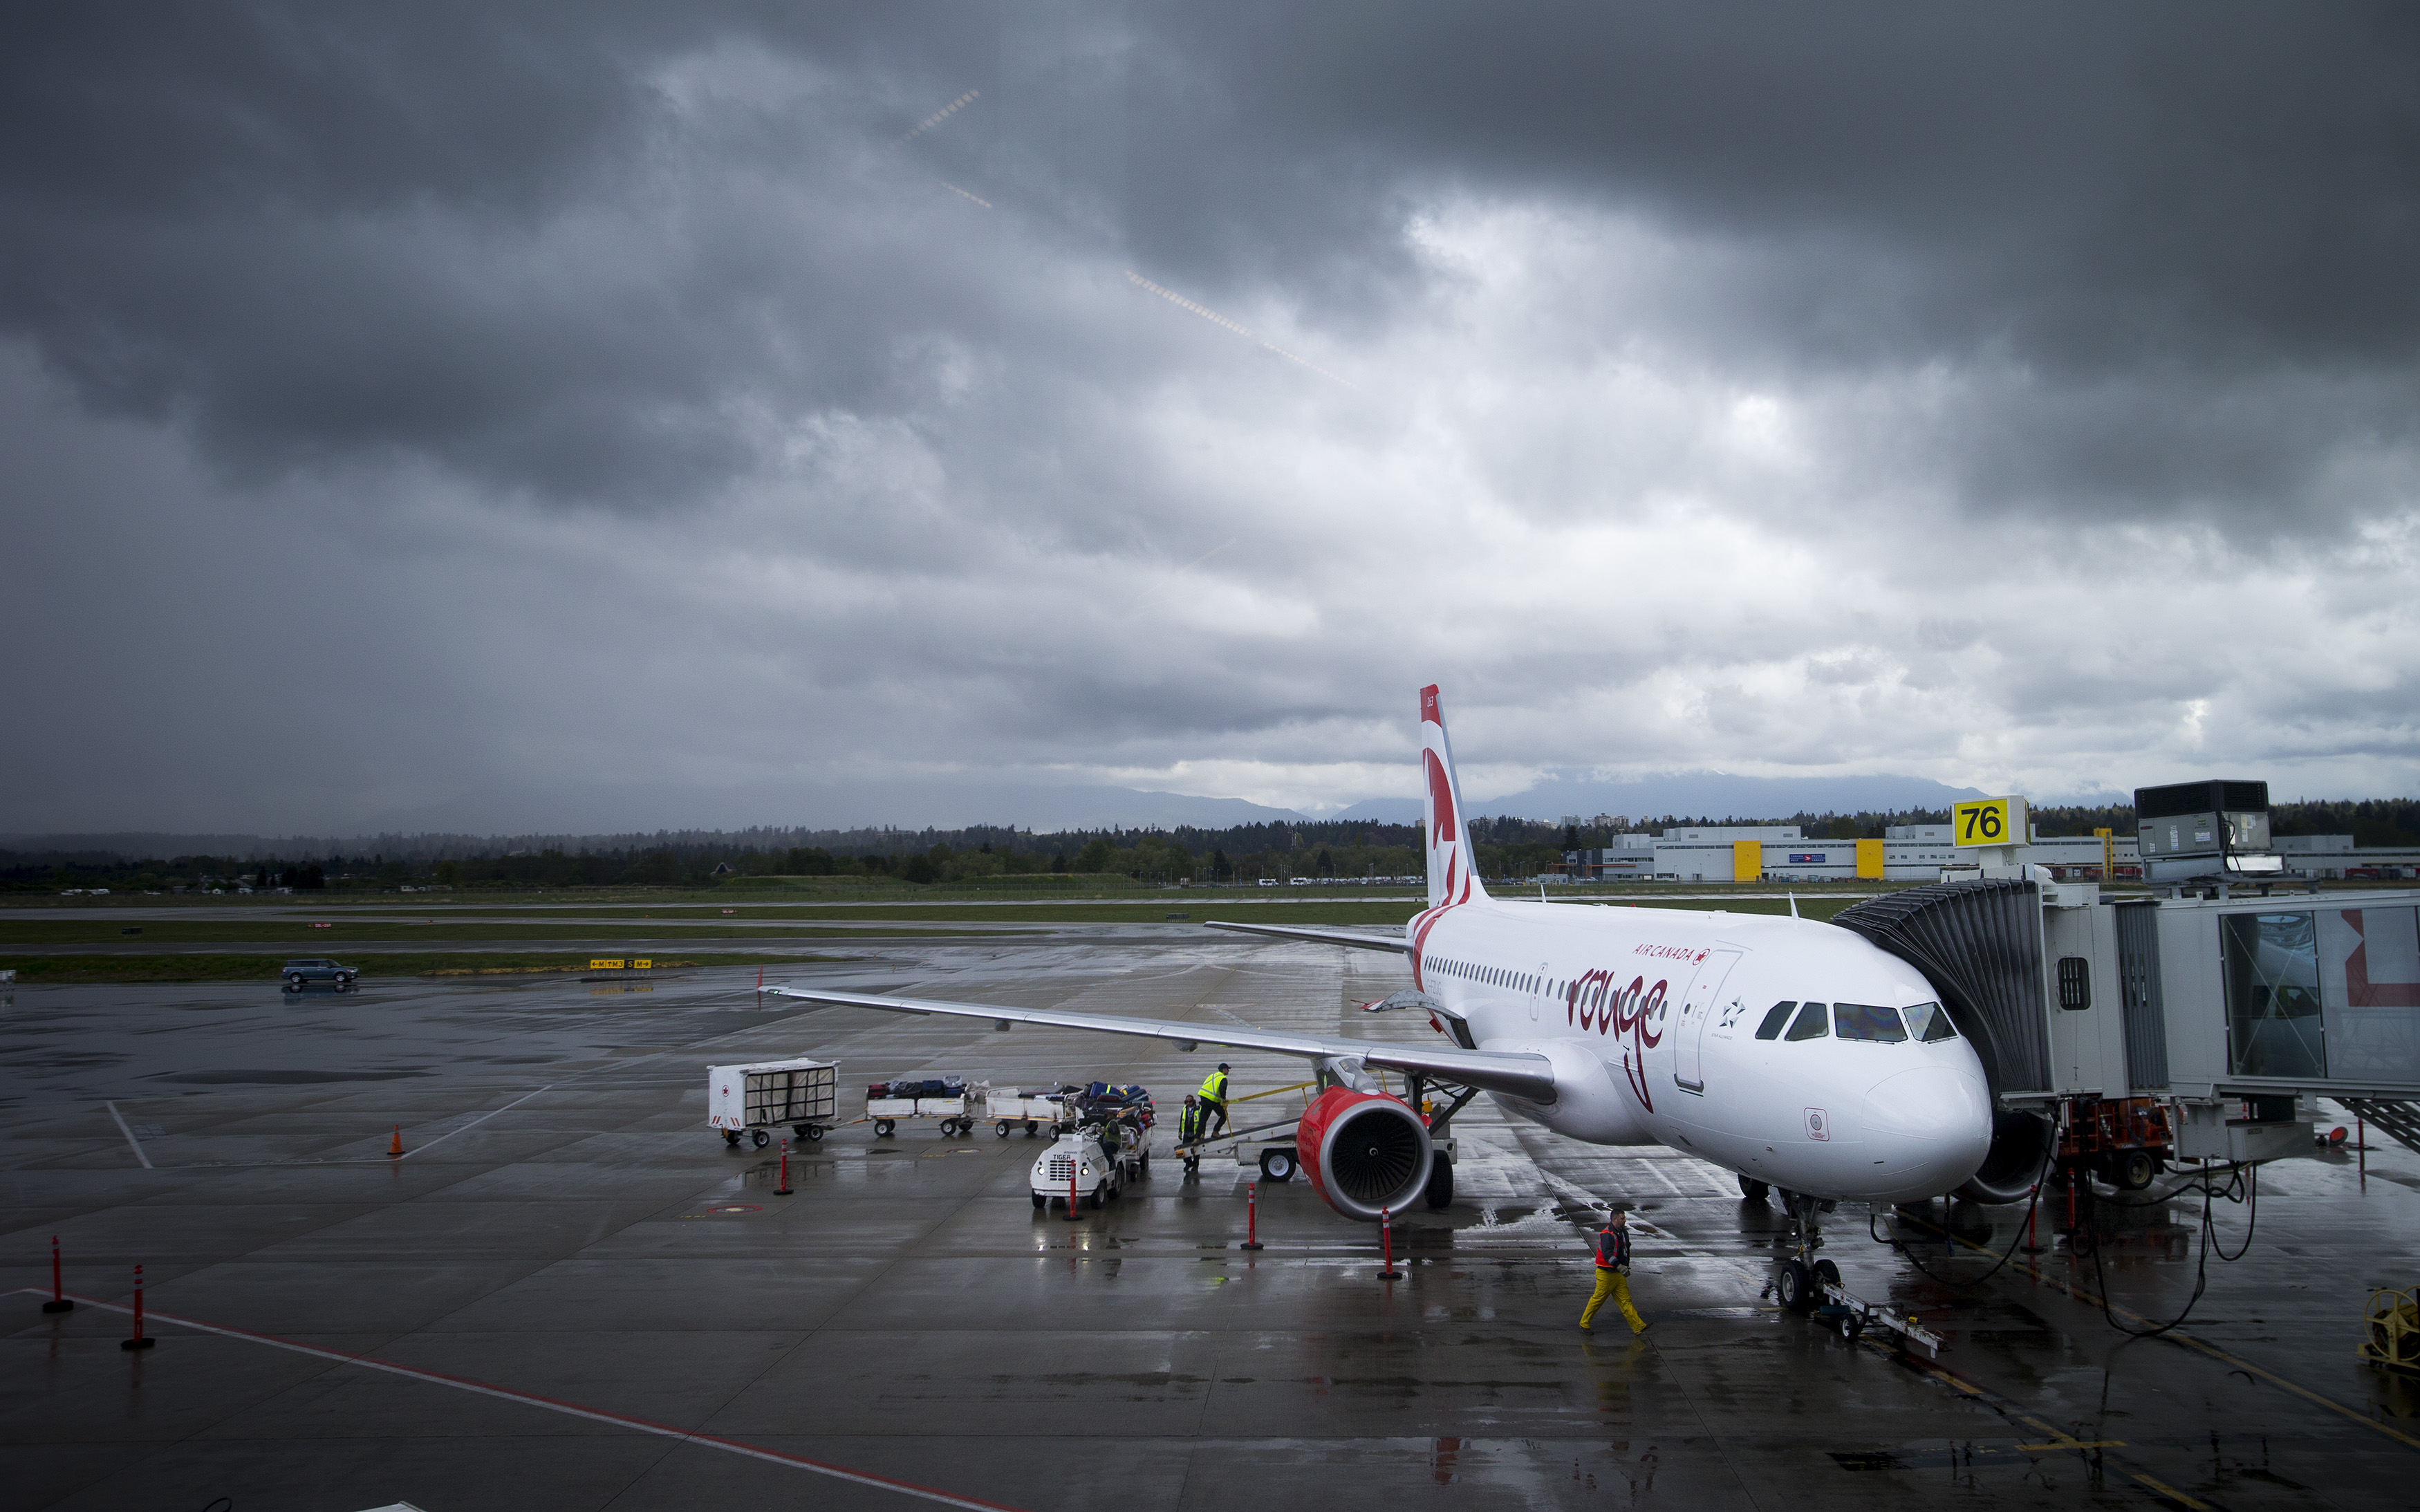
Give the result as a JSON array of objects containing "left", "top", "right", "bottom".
[{"left": 2360, "top": 1287, "right": 2420, "bottom": 1374}]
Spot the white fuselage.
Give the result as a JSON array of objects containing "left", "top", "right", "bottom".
[{"left": 1409, "top": 898, "right": 1993, "bottom": 1202}]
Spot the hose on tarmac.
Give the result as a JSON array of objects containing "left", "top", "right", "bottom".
[
  {"left": 1868, "top": 1171, "right": 2048, "bottom": 1292},
  {"left": 2083, "top": 1159, "right": 2258, "bottom": 1340}
]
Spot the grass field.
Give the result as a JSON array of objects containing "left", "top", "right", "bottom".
[
  {"left": 0, "top": 952, "right": 847, "bottom": 984},
  {"left": 0, "top": 890, "right": 1881, "bottom": 980},
  {"left": 0, "top": 920, "right": 1057, "bottom": 945},
  {"left": 1, "top": 894, "right": 1872, "bottom": 944}
]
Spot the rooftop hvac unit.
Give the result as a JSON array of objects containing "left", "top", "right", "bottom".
[{"left": 2134, "top": 779, "right": 2282, "bottom": 883}]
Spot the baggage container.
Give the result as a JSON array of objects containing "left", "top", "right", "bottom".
[{"left": 709, "top": 1058, "right": 839, "bottom": 1148}]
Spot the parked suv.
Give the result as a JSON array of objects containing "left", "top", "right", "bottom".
[{"left": 281, "top": 958, "right": 359, "bottom": 991}]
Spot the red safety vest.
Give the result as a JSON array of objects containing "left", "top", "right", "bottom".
[{"left": 1595, "top": 1224, "right": 1630, "bottom": 1271}]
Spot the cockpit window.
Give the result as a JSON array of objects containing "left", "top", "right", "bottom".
[
  {"left": 1834, "top": 1002, "right": 1908, "bottom": 1043},
  {"left": 1903, "top": 1001, "right": 1957, "bottom": 1042},
  {"left": 1784, "top": 1002, "right": 1829, "bottom": 1040},
  {"left": 1754, "top": 1002, "right": 1798, "bottom": 1040}
]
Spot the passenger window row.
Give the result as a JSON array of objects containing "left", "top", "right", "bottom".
[
  {"left": 1435, "top": 958, "right": 1558, "bottom": 996},
  {"left": 1752, "top": 1000, "right": 1957, "bottom": 1044}
]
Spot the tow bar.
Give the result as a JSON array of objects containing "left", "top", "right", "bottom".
[{"left": 1813, "top": 1276, "right": 1945, "bottom": 1357}]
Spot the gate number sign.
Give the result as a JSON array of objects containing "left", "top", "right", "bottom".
[{"left": 1953, "top": 796, "right": 2027, "bottom": 849}]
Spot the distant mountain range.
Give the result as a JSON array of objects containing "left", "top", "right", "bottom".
[
  {"left": 0, "top": 783, "right": 1314, "bottom": 861},
  {"left": 1328, "top": 772, "right": 1991, "bottom": 825},
  {"left": 3, "top": 772, "right": 2004, "bottom": 861}
]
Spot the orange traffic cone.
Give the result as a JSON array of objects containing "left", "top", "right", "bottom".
[{"left": 389, "top": 1125, "right": 404, "bottom": 1158}]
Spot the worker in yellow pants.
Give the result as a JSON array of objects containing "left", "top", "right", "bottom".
[{"left": 1580, "top": 1210, "right": 1648, "bottom": 1333}]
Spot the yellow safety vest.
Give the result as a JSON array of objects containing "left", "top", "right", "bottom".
[{"left": 1200, "top": 1070, "right": 1228, "bottom": 1103}]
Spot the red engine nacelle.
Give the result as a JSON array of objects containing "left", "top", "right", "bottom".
[{"left": 1295, "top": 1085, "right": 1434, "bottom": 1222}]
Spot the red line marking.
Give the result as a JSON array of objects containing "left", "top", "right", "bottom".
[{"left": 15, "top": 1288, "right": 1027, "bottom": 1511}]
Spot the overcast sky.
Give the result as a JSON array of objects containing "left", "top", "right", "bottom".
[{"left": 5, "top": 3, "right": 2417, "bottom": 835}]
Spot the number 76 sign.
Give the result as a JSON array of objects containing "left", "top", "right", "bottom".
[{"left": 1953, "top": 795, "right": 2029, "bottom": 848}]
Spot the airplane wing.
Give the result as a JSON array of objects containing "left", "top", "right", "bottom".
[
  {"left": 764, "top": 986, "right": 1556, "bottom": 1103},
  {"left": 1202, "top": 920, "right": 1410, "bottom": 953}
]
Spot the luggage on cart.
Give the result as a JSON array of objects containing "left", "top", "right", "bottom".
[{"left": 866, "top": 1076, "right": 989, "bottom": 1137}]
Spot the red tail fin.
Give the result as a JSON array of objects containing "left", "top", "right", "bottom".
[{"left": 1420, "top": 685, "right": 1487, "bottom": 911}]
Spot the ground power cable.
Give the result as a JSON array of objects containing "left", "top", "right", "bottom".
[
  {"left": 2081, "top": 1159, "right": 2258, "bottom": 1341},
  {"left": 1869, "top": 1106, "right": 2065, "bottom": 1291},
  {"left": 1869, "top": 1170, "right": 2048, "bottom": 1291}
]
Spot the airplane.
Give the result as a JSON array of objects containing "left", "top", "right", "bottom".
[{"left": 770, "top": 685, "right": 2009, "bottom": 1273}]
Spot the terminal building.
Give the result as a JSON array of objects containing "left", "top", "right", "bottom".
[{"left": 1561, "top": 825, "right": 2420, "bottom": 884}]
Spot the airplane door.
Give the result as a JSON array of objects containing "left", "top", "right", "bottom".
[{"left": 1673, "top": 949, "right": 1742, "bottom": 1094}]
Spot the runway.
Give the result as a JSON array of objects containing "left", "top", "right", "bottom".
[{"left": 5, "top": 933, "right": 2416, "bottom": 1509}]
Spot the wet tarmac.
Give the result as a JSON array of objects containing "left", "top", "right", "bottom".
[{"left": 5, "top": 936, "right": 2418, "bottom": 1510}]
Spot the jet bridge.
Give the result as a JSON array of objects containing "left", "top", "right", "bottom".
[{"left": 1836, "top": 879, "right": 2420, "bottom": 1196}]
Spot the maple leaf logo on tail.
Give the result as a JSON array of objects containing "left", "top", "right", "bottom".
[{"left": 1420, "top": 684, "right": 1489, "bottom": 913}]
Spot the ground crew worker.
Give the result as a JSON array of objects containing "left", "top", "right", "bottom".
[
  {"left": 1200, "top": 1063, "right": 1231, "bottom": 1139},
  {"left": 1178, "top": 1094, "right": 1206, "bottom": 1176},
  {"left": 1580, "top": 1209, "right": 1648, "bottom": 1334}
]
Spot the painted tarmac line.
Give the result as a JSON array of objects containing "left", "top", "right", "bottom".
[
  {"left": 2134, "top": 1472, "right": 2215, "bottom": 1510},
  {"left": 395, "top": 1084, "right": 555, "bottom": 1159},
  {"left": 1892, "top": 1210, "right": 2420, "bottom": 1453},
  {"left": 104, "top": 1101, "right": 153, "bottom": 1170},
  {"left": 11, "top": 1289, "right": 1027, "bottom": 1512}
]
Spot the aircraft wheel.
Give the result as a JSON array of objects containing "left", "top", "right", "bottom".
[
  {"left": 1738, "top": 1175, "right": 1770, "bottom": 1202},
  {"left": 1778, "top": 1259, "right": 1817, "bottom": 1315},
  {"left": 1424, "top": 1159, "right": 1455, "bottom": 1209}
]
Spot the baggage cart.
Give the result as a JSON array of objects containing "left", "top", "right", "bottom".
[
  {"left": 709, "top": 1058, "right": 839, "bottom": 1148},
  {"left": 987, "top": 1090, "right": 1064, "bottom": 1137},
  {"left": 864, "top": 1079, "right": 990, "bottom": 1137}
]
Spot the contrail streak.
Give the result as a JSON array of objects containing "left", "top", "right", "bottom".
[
  {"left": 896, "top": 89, "right": 980, "bottom": 147},
  {"left": 1125, "top": 272, "right": 1354, "bottom": 388}
]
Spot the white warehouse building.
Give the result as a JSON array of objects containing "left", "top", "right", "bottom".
[{"left": 1564, "top": 824, "right": 2419, "bottom": 884}]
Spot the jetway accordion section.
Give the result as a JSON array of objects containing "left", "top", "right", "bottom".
[
  {"left": 1835, "top": 880, "right": 2054, "bottom": 1099},
  {"left": 2114, "top": 901, "right": 2170, "bottom": 1091}
]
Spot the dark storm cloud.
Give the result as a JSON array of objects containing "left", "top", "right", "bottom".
[
  {"left": 8, "top": 3, "right": 2418, "bottom": 527},
  {"left": 0, "top": 3, "right": 1016, "bottom": 501},
  {"left": 1116, "top": 3, "right": 2420, "bottom": 529},
  {"left": 3, "top": 3, "right": 2417, "bottom": 833},
  {"left": 1141, "top": 4, "right": 2420, "bottom": 362}
]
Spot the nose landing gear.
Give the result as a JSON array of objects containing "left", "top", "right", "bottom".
[
  {"left": 1770, "top": 1190, "right": 1830, "bottom": 1314},
  {"left": 1764, "top": 1191, "right": 1945, "bottom": 1356}
]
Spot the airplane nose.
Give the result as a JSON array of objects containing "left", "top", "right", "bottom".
[{"left": 1861, "top": 1065, "right": 1993, "bottom": 1188}]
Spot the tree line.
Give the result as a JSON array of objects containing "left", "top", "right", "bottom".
[{"left": 10, "top": 799, "right": 2417, "bottom": 893}]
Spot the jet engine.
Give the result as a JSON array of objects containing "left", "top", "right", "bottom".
[
  {"left": 1955, "top": 1108, "right": 2055, "bottom": 1204},
  {"left": 1295, "top": 1085, "right": 1433, "bottom": 1222}
]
